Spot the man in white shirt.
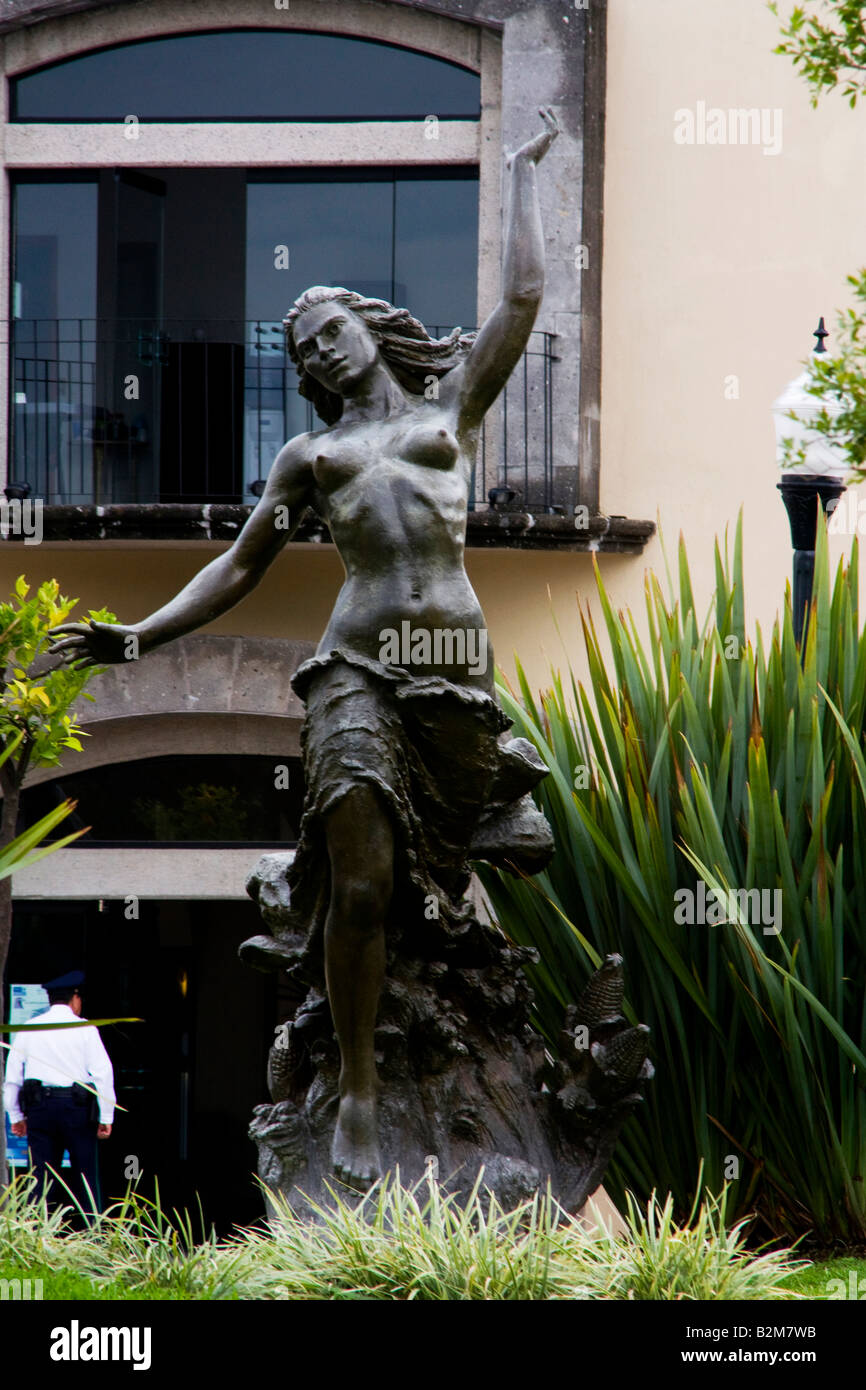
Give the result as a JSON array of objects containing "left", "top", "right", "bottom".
[{"left": 4, "top": 970, "right": 115, "bottom": 1214}]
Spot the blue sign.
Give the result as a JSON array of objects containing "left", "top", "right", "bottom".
[{"left": 5, "top": 984, "right": 70, "bottom": 1168}]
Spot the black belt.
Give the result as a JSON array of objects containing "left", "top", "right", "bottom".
[{"left": 39, "top": 1084, "right": 76, "bottom": 1095}]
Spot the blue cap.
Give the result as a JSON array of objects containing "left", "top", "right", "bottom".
[{"left": 42, "top": 969, "right": 85, "bottom": 991}]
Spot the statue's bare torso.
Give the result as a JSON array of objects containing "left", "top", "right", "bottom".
[{"left": 299, "top": 402, "right": 493, "bottom": 692}]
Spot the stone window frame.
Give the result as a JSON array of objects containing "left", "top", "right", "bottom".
[{"left": 0, "top": 0, "right": 643, "bottom": 546}]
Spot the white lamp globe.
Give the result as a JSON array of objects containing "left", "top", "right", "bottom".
[{"left": 773, "top": 323, "right": 850, "bottom": 483}]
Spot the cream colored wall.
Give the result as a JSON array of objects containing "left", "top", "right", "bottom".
[
  {"left": 601, "top": 0, "right": 866, "bottom": 637},
  {"left": 0, "top": 545, "right": 344, "bottom": 646}
]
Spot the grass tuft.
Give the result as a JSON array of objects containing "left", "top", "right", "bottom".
[{"left": 0, "top": 1168, "right": 807, "bottom": 1301}]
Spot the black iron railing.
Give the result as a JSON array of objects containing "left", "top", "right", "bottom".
[{"left": 8, "top": 319, "right": 558, "bottom": 511}]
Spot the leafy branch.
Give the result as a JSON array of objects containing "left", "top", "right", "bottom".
[{"left": 769, "top": 1, "right": 866, "bottom": 107}]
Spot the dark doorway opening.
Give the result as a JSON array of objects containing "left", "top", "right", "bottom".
[{"left": 6, "top": 896, "right": 277, "bottom": 1234}]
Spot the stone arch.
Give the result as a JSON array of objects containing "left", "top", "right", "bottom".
[
  {"left": 2, "top": 0, "right": 486, "bottom": 79},
  {"left": 25, "top": 634, "right": 315, "bottom": 787}
]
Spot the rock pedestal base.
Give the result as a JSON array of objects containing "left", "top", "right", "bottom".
[{"left": 244, "top": 855, "right": 653, "bottom": 1219}]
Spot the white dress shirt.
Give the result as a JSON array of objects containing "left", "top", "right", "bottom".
[{"left": 3, "top": 1004, "right": 116, "bottom": 1125}]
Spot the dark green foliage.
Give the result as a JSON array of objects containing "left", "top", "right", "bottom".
[{"left": 479, "top": 515, "right": 866, "bottom": 1242}]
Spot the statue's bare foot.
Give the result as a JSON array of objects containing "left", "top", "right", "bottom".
[{"left": 332, "top": 1093, "right": 381, "bottom": 1192}]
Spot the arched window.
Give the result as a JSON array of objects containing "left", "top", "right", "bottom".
[{"left": 11, "top": 29, "right": 480, "bottom": 122}]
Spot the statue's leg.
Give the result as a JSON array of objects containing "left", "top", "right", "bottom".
[{"left": 323, "top": 782, "right": 393, "bottom": 1190}]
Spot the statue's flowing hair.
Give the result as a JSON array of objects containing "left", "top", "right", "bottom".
[{"left": 283, "top": 286, "right": 476, "bottom": 425}]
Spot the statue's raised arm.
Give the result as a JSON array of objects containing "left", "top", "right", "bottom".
[{"left": 445, "top": 106, "right": 559, "bottom": 434}]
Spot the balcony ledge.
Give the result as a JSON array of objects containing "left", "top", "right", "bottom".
[
  {"left": 0, "top": 504, "right": 656, "bottom": 553},
  {"left": 466, "top": 509, "right": 656, "bottom": 553}
]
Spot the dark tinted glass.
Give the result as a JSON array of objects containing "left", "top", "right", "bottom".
[
  {"left": 246, "top": 181, "right": 393, "bottom": 324},
  {"left": 22, "top": 755, "right": 306, "bottom": 843},
  {"left": 246, "top": 173, "right": 478, "bottom": 328},
  {"left": 13, "top": 181, "right": 97, "bottom": 320},
  {"left": 394, "top": 178, "right": 479, "bottom": 329},
  {"left": 245, "top": 172, "right": 478, "bottom": 447},
  {"left": 12, "top": 30, "right": 480, "bottom": 122}
]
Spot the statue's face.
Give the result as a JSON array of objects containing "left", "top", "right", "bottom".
[{"left": 293, "top": 302, "right": 379, "bottom": 396}]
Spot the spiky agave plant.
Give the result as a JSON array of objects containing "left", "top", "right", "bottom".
[{"left": 478, "top": 512, "right": 866, "bottom": 1243}]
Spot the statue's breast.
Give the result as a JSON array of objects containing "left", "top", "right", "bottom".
[
  {"left": 312, "top": 442, "right": 366, "bottom": 492},
  {"left": 398, "top": 423, "right": 459, "bottom": 471},
  {"left": 312, "top": 414, "right": 459, "bottom": 494}
]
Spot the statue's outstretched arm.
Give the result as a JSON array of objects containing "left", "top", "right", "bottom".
[
  {"left": 450, "top": 107, "right": 559, "bottom": 432},
  {"left": 48, "top": 436, "right": 315, "bottom": 667}
]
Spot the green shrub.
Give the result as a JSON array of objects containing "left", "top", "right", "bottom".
[
  {"left": 0, "top": 1172, "right": 244, "bottom": 1299},
  {"left": 478, "top": 513, "right": 866, "bottom": 1243},
  {"left": 0, "top": 1170, "right": 804, "bottom": 1301}
]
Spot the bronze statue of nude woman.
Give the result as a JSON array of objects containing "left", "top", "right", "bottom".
[{"left": 49, "top": 110, "right": 561, "bottom": 1191}]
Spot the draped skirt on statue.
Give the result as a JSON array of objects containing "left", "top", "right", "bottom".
[{"left": 239, "top": 649, "right": 553, "bottom": 980}]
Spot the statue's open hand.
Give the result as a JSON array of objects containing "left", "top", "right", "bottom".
[
  {"left": 46, "top": 620, "right": 139, "bottom": 669},
  {"left": 507, "top": 107, "right": 560, "bottom": 168}
]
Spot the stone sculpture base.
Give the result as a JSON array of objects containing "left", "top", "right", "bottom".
[{"left": 243, "top": 854, "right": 653, "bottom": 1220}]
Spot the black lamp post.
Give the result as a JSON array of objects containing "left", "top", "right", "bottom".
[
  {"left": 777, "top": 475, "right": 845, "bottom": 643},
  {"left": 774, "top": 319, "right": 848, "bottom": 644}
]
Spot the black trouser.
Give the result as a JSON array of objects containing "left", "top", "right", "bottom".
[{"left": 26, "top": 1091, "right": 100, "bottom": 1216}]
